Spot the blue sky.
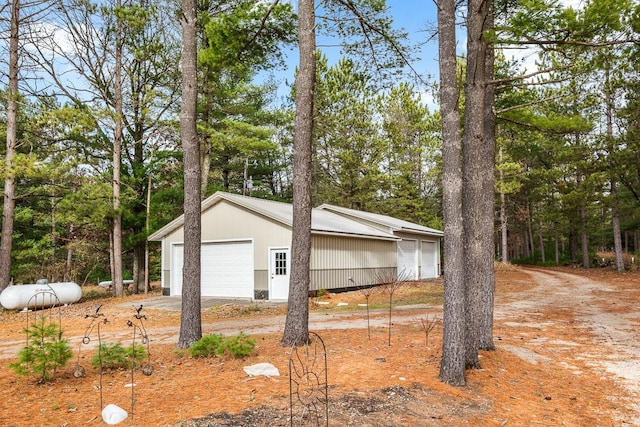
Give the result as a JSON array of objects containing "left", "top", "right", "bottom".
[{"left": 385, "top": 0, "right": 440, "bottom": 77}]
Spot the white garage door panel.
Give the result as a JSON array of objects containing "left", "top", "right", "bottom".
[
  {"left": 171, "top": 241, "right": 253, "bottom": 298},
  {"left": 421, "top": 241, "right": 438, "bottom": 279},
  {"left": 201, "top": 241, "right": 253, "bottom": 298},
  {"left": 171, "top": 244, "right": 184, "bottom": 296},
  {"left": 397, "top": 240, "right": 418, "bottom": 280}
]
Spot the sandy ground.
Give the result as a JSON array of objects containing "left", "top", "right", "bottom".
[
  {"left": 1, "top": 266, "right": 639, "bottom": 426},
  {"left": 496, "top": 268, "right": 640, "bottom": 423}
]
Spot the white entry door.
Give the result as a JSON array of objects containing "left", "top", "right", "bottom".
[{"left": 269, "top": 248, "right": 290, "bottom": 300}]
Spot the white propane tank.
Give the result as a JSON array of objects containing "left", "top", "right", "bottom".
[{"left": 0, "top": 282, "right": 82, "bottom": 310}]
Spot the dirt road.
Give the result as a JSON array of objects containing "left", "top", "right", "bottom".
[{"left": 495, "top": 268, "right": 640, "bottom": 424}]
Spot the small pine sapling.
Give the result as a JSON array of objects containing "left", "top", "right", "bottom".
[
  {"left": 92, "top": 343, "right": 147, "bottom": 370},
  {"left": 10, "top": 316, "right": 73, "bottom": 383},
  {"left": 189, "top": 332, "right": 255, "bottom": 358}
]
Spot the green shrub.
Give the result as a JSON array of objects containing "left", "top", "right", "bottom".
[
  {"left": 189, "top": 332, "right": 255, "bottom": 359},
  {"left": 188, "top": 334, "right": 225, "bottom": 358},
  {"left": 223, "top": 332, "right": 256, "bottom": 358},
  {"left": 92, "top": 342, "right": 147, "bottom": 369},
  {"left": 9, "top": 316, "right": 73, "bottom": 383}
]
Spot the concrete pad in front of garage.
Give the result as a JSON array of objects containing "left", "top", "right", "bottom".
[{"left": 119, "top": 296, "right": 286, "bottom": 311}]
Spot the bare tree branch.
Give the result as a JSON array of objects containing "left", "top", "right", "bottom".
[
  {"left": 500, "top": 38, "right": 640, "bottom": 48},
  {"left": 496, "top": 94, "right": 566, "bottom": 114},
  {"left": 491, "top": 65, "right": 571, "bottom": 86},
  {"left": 333, "top": 0, "right": 429, "bottom": 85}
]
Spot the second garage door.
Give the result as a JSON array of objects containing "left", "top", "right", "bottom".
[
  {"left": 397, "top": 239, "right": 418, "bottom": 280},
  {"left": 171, "top": 240, "right": 254, "bottom": 298}
]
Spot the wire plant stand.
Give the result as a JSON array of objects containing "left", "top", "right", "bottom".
[
  {"left": 289, "top": 332, "right": 329, "bottom": 427},
  {"left": 126, "top": 304, "right": 153, "bottom": 422},
  {"left": 23, "top": 287, "right": 64, "bottom": 380},
  {"left": 76, "top": 304, "right": 109, "bottom": 408}
]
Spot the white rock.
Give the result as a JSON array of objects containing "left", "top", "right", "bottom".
[
  {"left": 243, "top": 362, "right": 280, "bottom": 377},
  {"left": 102, "top": 404, "right": 128, "bottom": 425}
]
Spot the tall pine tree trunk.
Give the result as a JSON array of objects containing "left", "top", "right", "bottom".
[
  {"left": 437, "top": 0, "right": 466, "bottom": 386},
  {"left": 611, "top": 185, "right": 624, "bottom": 271},
  {"left": 479, "top": 0, "right": 496, "bottom": 352},
  {"left": 0, "top": 0, "right": 19, "bottom": 293},
  {"left": 281, "top": 0, "right": 315, "bottom": 347},
  {"left": 605, "top": 66, "right": 624, "bottom": 272},
  {"left": 554, "top": 227, "right": 560, "bottom": 265},
  {"left": 462, "top": 0, "right": 489, "bottom": 369},
  {"left": 537, "top": 205, "right": 546, "bottom": 264},
  {"left": 580, "top": 205, "right": 590, "bottom": 268},
  {"left": 177, "top": 0, "right": 202, "bottom": 348},
  {"left": 499, "top": 148, "right": 508, "bottom": 263},
  {"left": 112, "top": 0, "right": 124, "bottom": 297}
]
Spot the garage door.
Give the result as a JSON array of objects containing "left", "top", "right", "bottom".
[
  {"left": 170, "top": 240, "right": 254, "bottom": 298},
  {"left": 397, "top": 240, "right": 418, "bottom": 280},
  {"left": 421, "top": 240, "right": 439, "bottom": 279}
]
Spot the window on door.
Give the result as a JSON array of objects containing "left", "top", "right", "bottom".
[{"left": 275, "top": 251, "right": 287, "bottom": 275}]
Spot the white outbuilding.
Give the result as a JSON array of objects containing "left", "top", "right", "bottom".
[{"left": 148, "top": 191, "right": 442, "bottom": 300}]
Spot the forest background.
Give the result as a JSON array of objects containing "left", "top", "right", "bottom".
[{"left": 1, "top": 0, "right": 639, "bottom": 293}]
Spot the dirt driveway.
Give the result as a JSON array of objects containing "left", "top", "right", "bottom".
[{"left": 494, "top": 268, "right": 640, "bottom": 424}]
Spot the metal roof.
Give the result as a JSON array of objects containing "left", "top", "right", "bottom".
[
  {"left": 316, "top": 203, "right": 444, "bottom": 237},
  {"left": 148, "top": 192, "right": 400, "bottom": 241}
]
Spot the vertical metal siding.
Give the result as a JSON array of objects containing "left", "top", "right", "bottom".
[
  {"left": 311, "top": 235, "right": 396, "bottom": 269},
  {"left": 309, "top": 235, "right": 396, "bottom": 290}
]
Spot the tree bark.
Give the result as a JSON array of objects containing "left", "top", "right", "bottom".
[
  {"left": 0, "top": 0, "right": 19, "bottom": 293},
  {"left": 132, "top": 247, "right": 145, "bottom": 294},
  {"left": 177, "top": 0, "right": 202, "bottom": 348},
  {"left": 437, "top": 0, "right": 466, "bottom": 387},
  {"left": 462, "top": 0, "right": 489, "bottom": 369},
  {"left": 112, "top": 0, "right": 124, "bottom": 297},
  {"left": 580, "top": 206, "right": 590, "bottom": 268},
  {"left": 499, "top": 148, "right": 508, "bottom": 263},
  {"left": 554, "top": 227, "right": 560, "bottom": 265},
  {"left": 537, "top": 205, "right": 546, "bottom": 264},
  {"left": 611, "top": 185, "right": 624, "bottom": 271},
  {"left": 145, "top": 173, "right": 151, "bottom": 293},
  {"left": 605, "top": 66, "right": 624, "bottom": 272},
  {"left": 280, "top": 0, "right": 315, "bottom": 347},
  {"left": 479, "top": 0, "right": 496, "bottom": 352}
]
